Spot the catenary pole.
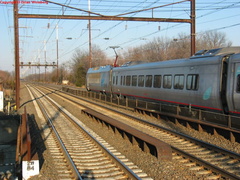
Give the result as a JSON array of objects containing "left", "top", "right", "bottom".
[{"left": 14, "top": 0, "right": 20, "bottom": 110}]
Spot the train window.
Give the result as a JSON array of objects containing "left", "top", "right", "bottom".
[
  {"left": 154, "top": 75, "right": 161, "bottom": 88},
  {"left": 237, "top": 75, "right": 240, "bottom": 93},
  {"left": 126, "top": 76, "right": 131, "bottom": 86},
  {"left": 113, "top": 76, "right": 115, "bottom": 85},
  {"left": 88, "top": 73, "right": 101, "bottom": 84},
  {"left": 145, "top": 75, "right": 152, "bottom": 87},
  {"left": 163, "top": 75, "right": 172, "bottom": 89},
  {"left": 123, "top": 76, "right": 126, "bottom": 86},
  {"left": 174, "top": 75, "right": 184, "bottom": 89},
  {"left": 132, "top": 75, "right": 137, "bottom": 86},
  {"left": 187, "top": 74, "right": 199, "bottom": 90},
  {"left": 138, "top": 75, "right": 144, "bottom": 87},
  {"left": 121, "top": 76, "right": 123, "bottom": 85}
]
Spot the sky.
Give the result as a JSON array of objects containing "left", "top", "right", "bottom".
[{"left": 0, "top": 0, "right": 240, "bottom": 77}]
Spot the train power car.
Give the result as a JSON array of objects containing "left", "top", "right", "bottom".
[
  {"left": 86, "top": 65, "right": 112, "bottom": 94},
  {"left": 86, "top": 47, "right": 240, "bottom": 115}
]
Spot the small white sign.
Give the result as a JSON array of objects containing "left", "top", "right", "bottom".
[
  {"left": 0, "top": 91, "right": 3, "bottom": 111},
  {"left": 22, "top": 160, "right": 40, "bottom": 179}
]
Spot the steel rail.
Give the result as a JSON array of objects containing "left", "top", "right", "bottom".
[
  {"left": 26, "top": 85, "right": 82, "bottom": 180},
  {"left": 32, "top": 84, "right": 142, "bottom": 180},
  {"left": 88, "top": 99, "right": 240, "bottom": 179},
  {"left": 172, "top": 146, "right": 240, "bottom": 180},
  {"left": 62, "top": 86, "right": 240, "bottom": 142},
  {"left": 110, "top": 109, "right": 240, "bottom": 160},
  {"left": 40, "top": 84, "right": 240, "bottom": 159},
  {"left": 40, "top": 84, "right": 240, "bottom": 180},
  {"left": 135, "top": 107, "right": 240, "bottom": 141},
  {"left": 34, "top": 85, "right": 173, "bottom": 161}
]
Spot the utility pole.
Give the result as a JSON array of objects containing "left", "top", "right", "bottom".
[
  {"left": 56, "top": 23, "right": 59, "bottom": 83},
  {"left": 88, "top": 0, "right": 92, "bottom": 68},
  {"left": 190, "top": 0, "right": 196, "bottom": 56},
  {"left": 14, "top": 0, "right": 20, "bottom": 110},
  {"left": 44, "top": 40, "right": 47, "bottom": 82},
  {"left": 38, "top": 49, "right": 41, "bottom": 81}
]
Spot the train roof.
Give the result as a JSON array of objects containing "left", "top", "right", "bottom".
[
  {"left": 87, "top": 65, "right": 112, "bottom": 73},
  {"left": 121, "top": 61, "right": 147, "bottom": 67},
  {"left": 190, "top": 46, "right": 240, "bottom": 59},
  {"left": 86, "top": 47, "right": 240, "bottom": 73},
  {"left": 113, "top": 47, "right": 240, "bottom": 71}
]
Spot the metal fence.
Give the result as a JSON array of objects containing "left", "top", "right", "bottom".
[{"left": 62, "top": 87, "right": 240, "bottom": 130}]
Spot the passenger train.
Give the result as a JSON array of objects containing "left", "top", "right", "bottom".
[{"left": 86, "top": 47, "right": 240, "bottom": 116}]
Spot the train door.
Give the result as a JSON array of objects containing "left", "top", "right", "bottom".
[
  {"left": 233, "top": 63, "right": 240, "bottom": 111},
  {"left": 220, "top": 57, "right": 229, "bottom": 113}
]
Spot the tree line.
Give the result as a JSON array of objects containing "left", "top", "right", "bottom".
[
  {"left": 0, "top": 70, "right": 15, "bottom": 90},
  {"left": 21, "top": 30, "right": 232, "bottom": 87}
]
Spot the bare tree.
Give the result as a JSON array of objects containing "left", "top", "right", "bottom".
[
  {"left": 92, "top": 44, "right": 108, "bottom": 67},
  {"left": 197, "top": 30, "right": 232, "bottom": 50},
  {"left": 26, "top": 31, "right": 232, "bottom": 84},
  {"left": 0, "top": 70, "right": 14, "bottom": 89},
  {"left": 121, "top": 37, "right": 172, "bottom": 63},
  {"left": 144, "top": 37, "right": 172, "bottom": 62},
  {"left": 70, "top": 44, "right": 107, "bottom": 86},
  {"left": 121, "top": 30, "right": 232, "bottom": 63},
  {"left": 122, "top": 47, "right": 144, "bottom": 62},
  {"left": 170, "top": 33, "right": 190, "bottom": 59}
]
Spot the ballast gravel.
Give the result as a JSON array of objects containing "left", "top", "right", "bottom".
[{"left": 19, "top": 84, "right": 240, "bottom": 180}]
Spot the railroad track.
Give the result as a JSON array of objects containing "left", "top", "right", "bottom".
[
  {"left": 26, "top": 84, "right": 151, "bottom": 179},
  {"left": 131, "top": 120, "right": 240, "bottom": 179},
  {"left": 27, "top": 85, "right": 78, "bottom": 179},
  {"left": 35, "top": 84, "right": 240, "bottom": 179}
]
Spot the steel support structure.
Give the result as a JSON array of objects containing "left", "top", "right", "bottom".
[
  {"left": 18, "top": 14, "right": 192, "bottom": 23},
  {"left": 18, "top": 13, "right": 196, "bottom": 64},
  {"left": 14, "top": 0, "right": 20, "bottom": 110},
  {"left": 13, "top": 0, "right": 195, "bottom": 110},
  {"left": 191, "top": 0, "right": 196, "bottom": 56},
  {"left": 20, "top": 64, "right": 58, "bottom": 67}
]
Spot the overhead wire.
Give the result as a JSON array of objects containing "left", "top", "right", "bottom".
[
  {"left": 50, "top": 0, "right": 240, "bottom": 61},
  {"left": 2, "top": 0, "right": 240, "bottom": 71},
  {"left": 57, "top": 0, "right": 142, "bottom": 58},
  {"left": 2, "top": 5, "right": 14, "bottom": 69},
  {"left": 118, "top": 0, "right": 240, "bottom": 47},
  {"left": 28, "top": 0, "right": 72, "bottom": 64},
  {"left": 58, "top": 0, "right": 162, "bottom": 58},
  {"left": 91, "top": 0, "right": 162, "bottom": 57}
]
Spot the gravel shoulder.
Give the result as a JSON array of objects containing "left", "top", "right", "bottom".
[{"left": 19, "top": 83, "right": 240, "bottom": 179}]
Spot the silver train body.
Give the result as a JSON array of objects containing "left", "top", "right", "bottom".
[{"left": 86, "top": 47, "right": 240, "bottom": 115}]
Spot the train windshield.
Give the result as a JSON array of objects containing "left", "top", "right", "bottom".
[{"left": 205, "top": 48, "right": 221, "bottom": 55}]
